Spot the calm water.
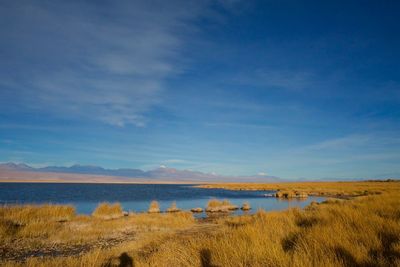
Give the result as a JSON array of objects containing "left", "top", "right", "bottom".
[{"left": 0, "top": 183, "right": 324, "bottom": 217}]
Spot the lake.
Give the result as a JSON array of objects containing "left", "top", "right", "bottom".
[{"left": 0, "top": 183, "right": 324, "bottom": 217}]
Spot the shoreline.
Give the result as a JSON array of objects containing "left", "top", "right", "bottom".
[{"left": 0, "top": 179, "right": 206, "bottom": 184}]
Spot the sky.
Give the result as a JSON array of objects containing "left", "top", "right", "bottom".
[{"left": 0, "top": 0, "right": 399, "bottom": 180}]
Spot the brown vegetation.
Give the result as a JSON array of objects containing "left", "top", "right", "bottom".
[
  {"left": 92, "top": 202, "right": 123, "bottom": 219},
  {"left": 1, "top": 181, "right": 400, "bottom": 267},
  {"left": 206, "top": 198, "right": 239, "bottom": 212},
  {"left": 148, "top": 200, "right": 160, "bottom": 213},
  {"left": 166, "top": 201, "right": 181, "bottom": 213},
  {"left": 139, "top": 192, "right": 400, "bottom": 267},
  {"left": 0, "top": 204, "right": 194, "bottom": 265},
  {"left": 198, "top": 181, "right": 397, "bottom": 197},
  {"left": 241, "top": 201, "right": 251, "bottom": 210},
  {"left": 275, "top": 190, "right": 308, "bottom": 199}
]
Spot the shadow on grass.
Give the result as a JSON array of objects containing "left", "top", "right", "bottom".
[
  {"left": 334, "top": 246, "right": 361, "bottom": 267},
  {"left": 200, "top": 249, "right": 219, "bottom": 267},
  {"left": 281, "top": 232, "right": 300, "bottom": 252},
  {"left": 105, "top": 252, "right": 134, "bottom": 267},
  {"left": 368, "top": 230, "right": 400, "bottom": 266},
  {"left": 119, "top": 252, "right": 134, "bottom": 267}
]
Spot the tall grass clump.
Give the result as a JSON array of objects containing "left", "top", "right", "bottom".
[
  {"left": 92, "top": 202, "right": 123, "bottom": 219},
  {"left": 0, "top": 204, "right": 75, "bottom": 225},
  {"left": 0, "top": 204, "right": 76, "bottom": 240},
  {"left": 148, "top": 200, "right": 160, "bottom": 213},
  {"left": 206, "top": 198, "right": 238, "bottom": 212},
  {"left": 166, "top": 201, "right": 181, "bottom": 212},
  {"left": 241, "top": 201, "right": 251, "bottom": 210}
]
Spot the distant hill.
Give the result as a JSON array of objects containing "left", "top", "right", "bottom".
[{"left": 0, "top": 162, "right": 281, "bottom": 182}]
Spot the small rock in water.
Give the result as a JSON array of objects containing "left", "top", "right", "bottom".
[{"left": 190, "top": 207, "right": 203, "bottom": 213}]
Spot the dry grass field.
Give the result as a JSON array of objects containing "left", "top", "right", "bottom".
[
  {"left": 1, "top": 181, "right": 399, "bottom": 267},
  {"left": 197, "top": 180, "right": 397, "bottom": 197}
]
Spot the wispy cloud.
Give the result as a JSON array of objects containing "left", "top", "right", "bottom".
[
  {"left": 0, "top": 1, "right": 206, "bottom": 126},
  {"left": 304, "top": 134, "right": 372, "bottom": 151},
  {"left": 204, "top": 122, "right": 275, "bottom": 129},
  {"left": 232, "top": 69, "right": 317, "bottom": 91},
  {"left": 163, "top": 159, "right": 188, "bottom": 164}
]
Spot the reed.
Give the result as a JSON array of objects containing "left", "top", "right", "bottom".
[
  {"left": 0, "top": 204, "right": 75, "bottom": 224},
  {"left": 166, "top": 201, "right": 180, "bottom": 212},
  {"left": 92, "top": 202, "right": 123, "bottom": 219},
  {"left": 241, "top": 201, "right": 251, "bottom": 210},
  {"left": 206, "top": 198, "right": 238, "bottom": 212},
  {"left": 148, "top": 200, "right": 160, "bottom": 213}
]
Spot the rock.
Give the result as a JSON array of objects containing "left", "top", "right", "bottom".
[
  {"left": 166, "top": 202, "right": 181, "bottom": 212},
  {"left": 166, "top": 208, "right": 181, "bottom": 213},
  {"left": 276, "top": 190, "right": 308, "bottom": 199},
  {"left": 284, "top": 191, "right": 296, "bottom": 198},
  {"left": 148, "top": 207, "right": 160, "bottom": 213},
  {"left": 296, "top": 192, "right": 308, "bottom": 198},
  {"left": 227, "top": 205, "right": 239, "bottom": 210},
  {"left": 190, "top": 207, "right": 203, "bottom": 213},
  {"left": 205, "top": 204, "right": 238, "bottom": 212}
]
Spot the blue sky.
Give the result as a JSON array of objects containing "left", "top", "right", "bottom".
[{"left": 0, "top": 0, "right": 399, "bottom": 179}]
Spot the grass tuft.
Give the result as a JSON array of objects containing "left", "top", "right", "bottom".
[
  {"left": 148, "top": 200, "right": 160, "bottom": 213},
  {"left": 206, "top": 198, "right": 238, "bottom": 212},
  {"left": 166, "top": 201, "right": 181, "bottom": 212},
  {"left": 92, "top": 202, "right": 123, "bottom": 219}
]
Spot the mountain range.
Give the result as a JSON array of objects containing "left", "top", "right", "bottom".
[{"left": 0, "top": 162, "right": 281, "bottom": 182}]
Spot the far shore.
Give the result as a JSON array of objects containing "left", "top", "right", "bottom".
[
  {"left": 0, "top": 179, "right": 207, "bottom": 184},
  {"left": 0, "top": 170, "right": 217, "bottom": 184}
]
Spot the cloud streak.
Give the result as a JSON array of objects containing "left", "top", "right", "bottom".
[{"left": 0, "top": 1, "right": 205, "bottom": 126}]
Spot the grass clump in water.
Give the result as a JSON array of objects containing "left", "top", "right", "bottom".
[
  {"left": 206, "top": 198, "right": 238, "bottom": 212},
  {"left": 241, "top": 201, "right": 251, "bottom": 210},
  {"left": 166, "top": 201, "right": 181, "bottom": 213},
  {"left": 148, "top": 200, "right": 160, "bottom": 213}
]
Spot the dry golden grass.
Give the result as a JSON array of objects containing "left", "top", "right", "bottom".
[
  {"left": 166, "top": 201, "right": 181, "bottom": 212},
  {"left": 135, "top": 192, "right": 400, "bottom": 267},
  {"left": 241, "top": 201, "right": 251, "bottom": 210},
  {"left": 0, "top": 204, "right": 75, "bottom": 241},
  {"left": 92, "top": 202, "right": 123, "bottom": 219},
  {"left": 206, "top": 198, "right": 225, "bottom": 208},
  {"left": 148, "top": 200, "right": 161, "bottom": 213},
  {"left": 198, "top": 180, "right": 398, "bottom": 197},
  {"left": 0, "top": 204, "right": 75, "bottom": 224},
  {"left": 1, "top": 210, "right": 196, "bottom": 267},
  {"left": 206, "top": 198, "right": 238, "bottom": 212},
  {"left": 0, "top": 203, "right": 194, "bottom": 261},
  {"left": 2, "top": 181, "right": 400, "bottom": 267}
]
